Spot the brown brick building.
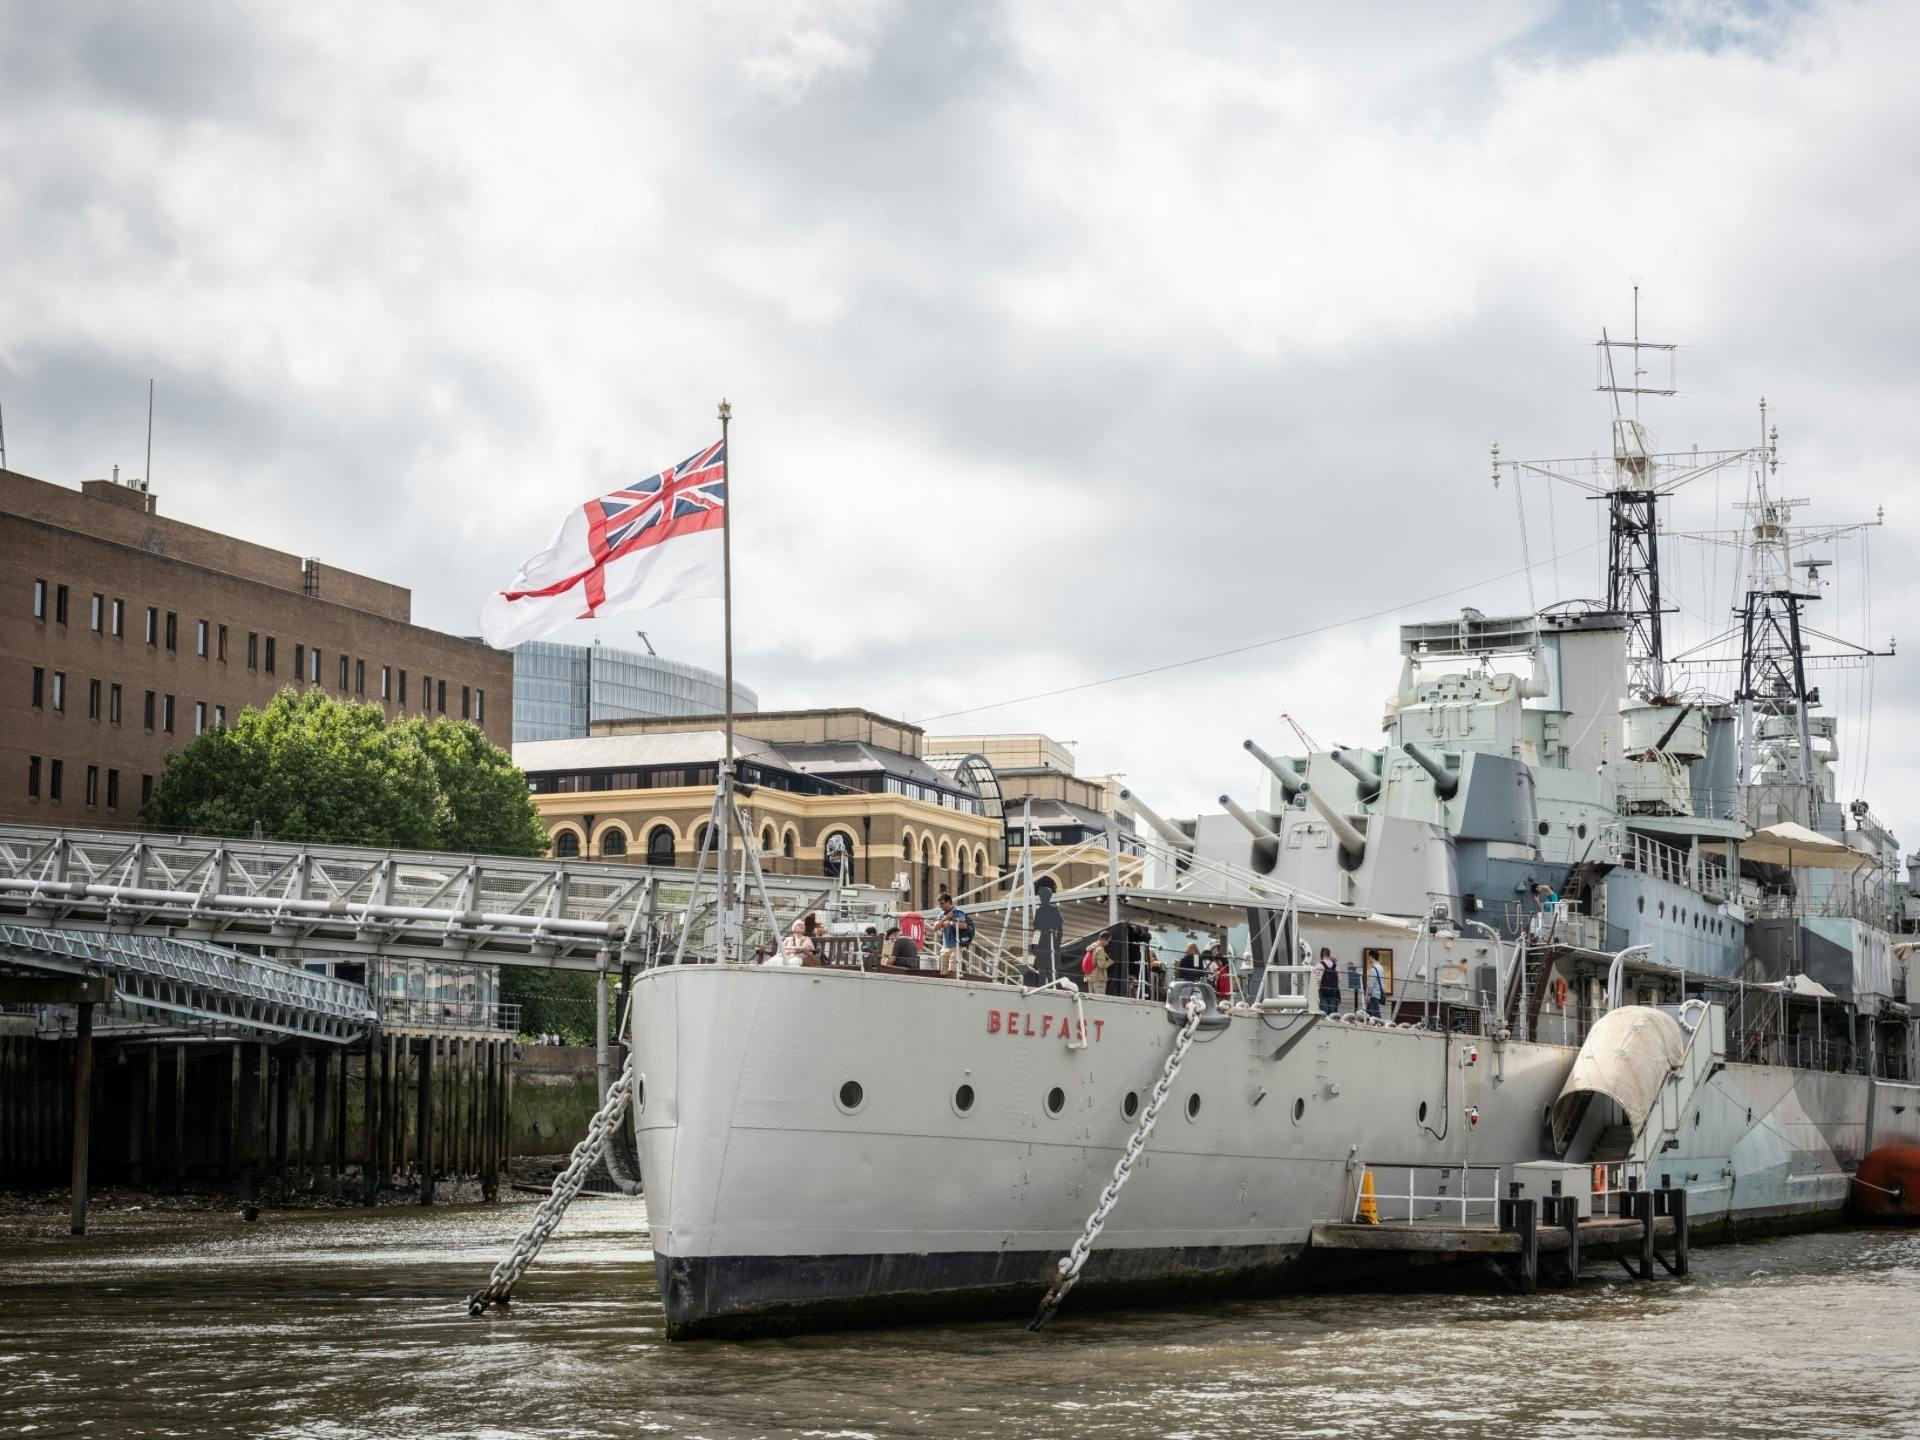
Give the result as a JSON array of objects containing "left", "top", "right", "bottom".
[{"left": 2, "top": 468, "right": 511, "bottom": 828}]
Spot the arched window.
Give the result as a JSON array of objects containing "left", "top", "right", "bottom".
[
  {"left": 553, "top": 829, "right": 581, "bottom": 859},
  {"left": 919, "top": 837, "right": 933, "bottom": 910},
  {"left": 600, "top": 829, "right": 627, "bottom": 858},
  {"left": 761, "top": 825, "right": 775, "bottom": 856},
  {"left": 823, "top": 830, "right": 855, "bottom": 882},
  {"left": 646, "top": 825, "right": 676, "bottom": 867},
  {"left": 783, "top": 827, "right": 796, "bottom": 859},
  {"left": 695, "top": 823, "right": 716, "bottom": 856}
]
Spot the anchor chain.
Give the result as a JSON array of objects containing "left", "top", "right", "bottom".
[
  {"left": 1029, "top": 995, "right": 1205, "bottom": 1331},
  {"left": 467, "top": 1046, "right": 638, "bottom": 1317}
]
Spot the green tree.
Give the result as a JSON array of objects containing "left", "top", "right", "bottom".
[{"left": 141, "top": 688, "right": 546, "bottom": 855}]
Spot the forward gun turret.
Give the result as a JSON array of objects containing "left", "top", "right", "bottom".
[
  {"left": 1243, "top": 738, "right": 1305, "bottom": 801},
  {"left": 1401, "top": 741, "right": 1460, "bottom": 801},
  {"left": 1330, "top": 749, "right": 1383, "bottom": 804},
  {"left": 1299, "top": 783, "right": 1367, "bottom": 866}
]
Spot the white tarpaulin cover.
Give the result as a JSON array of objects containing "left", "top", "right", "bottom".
[
  {"left": 1551, "top": 1006, "right": 1687, "bottom": 1152},
  {"left": 1742, "top": 821, "right": 1878, "bottom": 871}
]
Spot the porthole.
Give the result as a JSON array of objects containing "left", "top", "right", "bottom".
[
  {"left": 1292, "top": 1097, "right": 1306, "bottom": 1124},
  {"left": 635, "top": 1075, "right": 646, "bottom": 1112},
  {"left": 1658, "top": 901, "right": 1666, "bottom": 919},
  {"left": 836, "top": 1079, "right": 864, "bottom": 1114},
  {"left": 1186, "top": 1093, "right": 1202, "bottom": 1120},
  {"left": 1122, "top": 1090, "right": 1140, "bottom": 1120},
  {"left": 1638, "top": 896, "right": 1646, "bottom": 914},
  {"left": 1577, "top": 823, "right": 1588, "bottom": 839},
  {"left": 1537, "top": 821, "right": 1550, "bottom": 837},
  {"left": 1045, "top": 1086, "right": 1066, "bottom": 1116},
  {"left": 953, "top": 1083, "right": 975, "bottom": 1116},
  {"left": 1694, "top": 1110, "right": 1701, "bottom": 1128},
  {"left": 1418, "top": 1100, "right": 1429, "bottom": 1124}
]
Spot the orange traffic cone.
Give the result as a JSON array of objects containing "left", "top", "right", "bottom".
[{"left": 1358, "top": 1168, "right": 1380, "bottom": 1225}]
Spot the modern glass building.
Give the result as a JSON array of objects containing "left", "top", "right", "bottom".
[{"left": 512, "top": 641, "right": 757, "bottom": 742}]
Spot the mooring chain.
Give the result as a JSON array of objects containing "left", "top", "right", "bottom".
[
  {"left": 467, "top": 1048, "right": 638, "bottom": 1317},
  {"left": 1028, "top": 995, "right": 1205, "bottom": 1331}
]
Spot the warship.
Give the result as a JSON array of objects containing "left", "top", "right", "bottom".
[{"left": 626, "top": 310, "right": 1920, "bottom": 1337}]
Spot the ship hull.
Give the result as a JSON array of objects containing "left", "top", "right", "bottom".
[{"left": 633, "top": 963, "right": 1913, "bottom": 1338}]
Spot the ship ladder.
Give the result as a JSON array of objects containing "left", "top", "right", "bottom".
[
  {"left": 1028, "top": 993, "right": 1206, "bottom": 1331},
  {"left": 466, "top": 1046, "right": 639, "bottom": 1317}
]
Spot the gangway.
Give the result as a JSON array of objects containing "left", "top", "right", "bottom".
[
  {"left": 0, "top": 920, "right": 374, "bottom": 1043},
  {"left": 0, "top": 825, "right": 864, "bottom": 971}
]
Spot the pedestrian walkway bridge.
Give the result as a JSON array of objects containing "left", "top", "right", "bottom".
[{"left": 0, "top": 824, "right": 844, "bottom": 972}]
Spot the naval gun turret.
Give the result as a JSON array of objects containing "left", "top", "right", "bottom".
[
  {"left": 1401, "top": 741, "right": 1460, "bottom": 801},
  {"left": 1330, "top": 749, "right": 1383, "bottom": 803},
  {"left": 1219, "top": 795, "right": 1281, "bottom": 873},
  {"left": 1118, "top": 788, "right": 1194, "bottom": 854},
  {"left": 1242, "top": 738, "right": 1305, "bottom": 803},
  {"left": 1298, "top": 783, "right": 1367, "bottom": 867}
]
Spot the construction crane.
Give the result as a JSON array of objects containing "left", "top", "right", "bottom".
[{"left": 1280, "top": 712, "right": 1319, "bottom": 752}]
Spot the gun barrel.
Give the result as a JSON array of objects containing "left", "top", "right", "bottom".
[
  {"left": 1401, "top": 741, "right": 1460, "bottom": 801},
  {"left": 1299, "top": 783, "right": 1367, "bottom": 864},
  {"left": 1117, "top": 788, "right": 1194, "bottom": 852},
  {"left": 1330, "top": 749, "right": 1383, "bottom": 803},
  {"left": 1220, "top": 795, "right": 1280, "bottom": 841},
  {"left": 1243, "top": 738, "right": 1305, "bottom": 799}
]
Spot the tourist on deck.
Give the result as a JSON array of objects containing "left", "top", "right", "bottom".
[
  {"left": 1146, "top": 947, "right": 1168, "bottom": 1001},
  {"left": 1315, "top": 946, "right": 1340, "bottom": 1014},
  {"left": 1176, "top": 940, "right": 1206, "bottom": 983},
  {"left": 1366, "top": 952, "right": 1386, "bottom": 1018},
  {"left": 1082, "top": 934, "right": 1113, "bottom": 993},
  {"left": 777, "top": 919, "right": 816, "bottom": 967},
  {"left": 1212, "top": 952, "right": 1233, "bottom": 1003},
  {"left": 886, "top": 925, "right": 919, "bottom": 969},
  {"left": 861, "top": 925, "right": 882, "bottom": 970},
  {"left": 1102, "top": 932, "right": 1129, "bottom": 997}
]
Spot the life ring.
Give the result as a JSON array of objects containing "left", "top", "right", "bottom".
[
  {"left": 1593, "top": 1163, "right": 1608, "bottom": 1195},
  {"left": 1553, "top": 976, "right": 1569, "bottom": 1009}
]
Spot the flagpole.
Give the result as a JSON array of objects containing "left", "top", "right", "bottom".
[{"left": 717, "top": 398, "right": 735, "bottom": 962}]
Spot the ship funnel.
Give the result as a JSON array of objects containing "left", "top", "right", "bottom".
[
  {"left": 1243, "top": 738, "right": 1304, "bottom": 800},
  {"left": 1330, "top": 749, "right": 1383, "bottom": 804},
  {"left": 1118, "top": 788, "right": 1193, "bottom": 852},
  {"left": 1299, "top": 783, "right": 1367, "bottom": 867},
  {"left": 1522, "top": 646, "right": 1550, "bottom": 699},
  {"left": 1401, "top": 742, "right": 1460, "bottom": 801}
]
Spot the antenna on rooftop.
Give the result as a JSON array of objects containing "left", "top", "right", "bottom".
[{"left": 635, "top": 630, "right": 657, "bottom": 656}]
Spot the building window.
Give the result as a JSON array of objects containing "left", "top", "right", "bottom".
[
  {"left": 646, "top": 826, "right": 676, "bottom": 866},
  {"left": 106, "top": 769, "right": 119, "bottom": 810},
  {"left": 247, "top": 632, "right": 259, "bottom": 669},
  {"left": 309, "top": 648, "right": 320, "bottom": 684},
  {"left": 144, "top": 607, "right": 156, "bottom": 644},
  {"left": 51, "top": 672, "right": 65, "bottom": 713},
  {"left": 380, "top": 665, "right": 391, "bottom": 700},
  {"left": 601, "top": 829, "right": 627, "bottom": 858},
  {"left": 194, "top": 701, "right": 207, "bottom": 735},
  {"left": 30, "top": 667, "right": 43, "bottom": 708},
  {"left": 141, "top": 774, "right": 153, "bottom": 806},
  {"left": 27, "top": 755, "right": 40, "bottom": 798},
  {"left": 109, "top": 684, "right": 122, "bottom": 724},
  {"left": 111, "top": 598, "right": 124, "bottom": 636},
  {"left": 196, "top": 619, "right": 208, "bottom": 657},
  {"left": 294, "top": 643, "right": 305, "bottom": 680},
  {"left": 553, "top": 830, "right": 581, "bottom": 859},
  {"left": 476, "top": 688, "right": 485, "bottom": 723},
  {"left": 55, "top": 585, "right": 69, "bottom": 625},
  {"left": 162, "top": 695, "right": 175, "bottom": 733},
  {"left": 214, "top": 704, "right": 226, "bottom": 729},
  {"left": 218, "top": 624, "right": 229, "bottom": 662},
  {"left": 85, "top": 765, "right": 99, "bottom": 806},
  {"left": 339, "top": 655, "right": 349, "bottom": 690},
  {"left": 422, "top": 675, "right": 431, "bottom": 712},
  {"left": 265, "top": 637, "right": 276, "bottom": 675},
  {"left": 88, "top": 678, "right": 101, "bottom": 720},
  {"left": 165, "top": 612, "right": 177, "bottom": 651},
  {"left": 32, "top": 579, "right": 46, "bottom": 619},
  {"left": 90, "top": 593, "right": 103, "bottom": 632},
  {"left": 143, "top": 690, "right": 155, "bottom": 729},
  {"left": 437, "top": 679, "right": 446, "bottom": 713},
  {"left": 49, "top": 759, "right": 63, "bottom": 801},
  {"left": 824, "top": 830, "right": 855, "bottom": 882},
  {"left": 461, "top": 685, "right": 471, "bottom": 719},
  {"left": 398, "top": 670, "right": 408, "bottom": 705},
  {"left": 355, "top": 659, "right": 365, "bottom": 694}
]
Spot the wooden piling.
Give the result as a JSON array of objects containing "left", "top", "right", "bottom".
[
  {"left": 173, "top": 1046, "right": 187, "bottom": 1187},
  {"left": 1515, "top": 1198, "right": 1538, "bottom": 1293},
  {"left": 417, "top": 1036, "right": 435, "bottom": 1205},
  {"left": 1672, "top": 1186, "right": 1689, "bottom": 1276},
  {"left": 227, "top": 1044, "right": 243, "bottom": 1184},
  {"left": 1638, "top": 1192, "right": 1655, "bottom": 1280},
  {"left": 1563, "top": 1198, "right": 1581, "bottom": 1283},
  {"left": 69, "top": 1003, "right": 94, "bottom": 1235}
]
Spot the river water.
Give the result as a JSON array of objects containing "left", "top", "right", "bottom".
[{"left": 2, "top": 1199, "right": 1916, "bottom": 1439}]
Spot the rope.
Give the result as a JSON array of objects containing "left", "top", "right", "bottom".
[
  {"left": 467, "top": 1046, "right": 638, "bottom": 1317},
  {"left": 1028, "top": 994, "right": 1205, "bottom": 1330}
]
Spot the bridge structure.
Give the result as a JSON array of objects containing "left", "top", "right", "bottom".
[{"left": 0, "top": 824, "right": 889, "bottom": 1229}]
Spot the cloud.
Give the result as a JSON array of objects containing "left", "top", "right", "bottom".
[{"left": 3, "top": 0, "right": 1918, "bottom": 844}]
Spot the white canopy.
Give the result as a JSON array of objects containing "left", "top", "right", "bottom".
[
  {"left": 1741, "top": 821, "right": 1878, "bottom": 871},
  {"left": 1551, "top": 1006, "right": 1686, "bottom": 1153}
]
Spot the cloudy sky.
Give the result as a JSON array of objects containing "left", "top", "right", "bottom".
[{"left": 4, "top": 1, "right": 1917, "bottom": 845}]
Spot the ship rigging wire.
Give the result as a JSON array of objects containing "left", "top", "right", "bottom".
[{"left": 915, "top": 540, "right": 1601, "bottom": 725}]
